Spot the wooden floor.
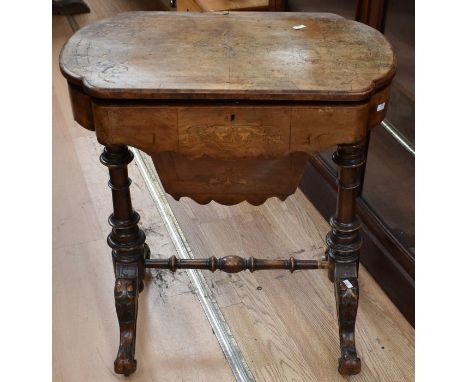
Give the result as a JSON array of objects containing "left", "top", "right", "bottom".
[{"left": 52, "top": 2, "right": 415, "bottom": 381}]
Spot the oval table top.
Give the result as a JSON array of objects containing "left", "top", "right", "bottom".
[{"left": 60, "top": 11, "right": 396, "bottom": 102}]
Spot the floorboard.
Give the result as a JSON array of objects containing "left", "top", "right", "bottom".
[{"left": 52, "top": 14, "right": 234, "bottom": 382}]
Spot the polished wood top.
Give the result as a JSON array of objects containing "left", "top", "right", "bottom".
[{"left": 60, "top": 11, "right": 395, "bottom": 102}]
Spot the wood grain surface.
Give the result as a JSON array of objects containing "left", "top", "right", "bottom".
[
  {"left": 60, "top": 11, "right": 396, "bottom": 101},
  {"left": 61, "top": 10, "right": 395, "bottom": 206},
  {"left": 152, "top": 151, "right": 309, "bottom": 205},
  {"left": 53, "top": 1, "right": 413, "bottom": 380},
  {"left": 92, "top": 102, "right": 371, "bottom": 159}
]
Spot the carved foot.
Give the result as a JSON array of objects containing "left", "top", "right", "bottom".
[
  {"left": 334, "top": 263, "right": 360, "bottom": 375},
  {"left": 114, "top": 263, "right": 139, "bottom": 376},
  {"left": 338, "top": 347, "right": 361, "bottom": 375}
]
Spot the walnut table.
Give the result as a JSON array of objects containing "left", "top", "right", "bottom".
[{"left": 60, "top": 11, "right": 396, "bottom": 377}]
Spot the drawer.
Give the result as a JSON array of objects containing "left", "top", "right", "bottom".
[
  {"left": 92, "top": 103, "right": 371, "bottom": 159},
  {"left": 290, "top": 104, "right": 370, "bottom": 153},
  {"left": 93, "top": 105, "right": 179, "bottom": 153},
  {"left": 178, "top": 106, "right": 291, "bottom": 159}
]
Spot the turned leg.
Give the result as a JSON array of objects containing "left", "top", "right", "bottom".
[
  {"left": 326, "top": 142, "right": 365, "bottom": 375},
  {"left": 100, "top": 145, "right": 147, "bottom": 376}
]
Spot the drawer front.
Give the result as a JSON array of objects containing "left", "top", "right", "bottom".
[
  {"left": 178, "top": 107, "right": 291, "bottom": 159},
  {"left": 93, "top": 105, "right": 179, "bottom": 153},
  {"left": 291, "top": 104, "right": 370, "bottom": 153},
  {"left": 93, "top": 103, "right": 370, "bottom": 159}
]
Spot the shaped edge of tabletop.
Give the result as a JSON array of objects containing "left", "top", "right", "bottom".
[{"left": 59, "top": 11, "right": 397, "bottom": 102}]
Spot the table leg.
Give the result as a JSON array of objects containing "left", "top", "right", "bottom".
[
  {"left": 100, "top": 145, "right": 148, "bottom": 376},
  {"left": 326, "top": 142, "right": 365, "bottom": 375}
]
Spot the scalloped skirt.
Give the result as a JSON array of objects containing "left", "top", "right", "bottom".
[{"left": 152, "top": 151, "right": 310, "bottom": 206}]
